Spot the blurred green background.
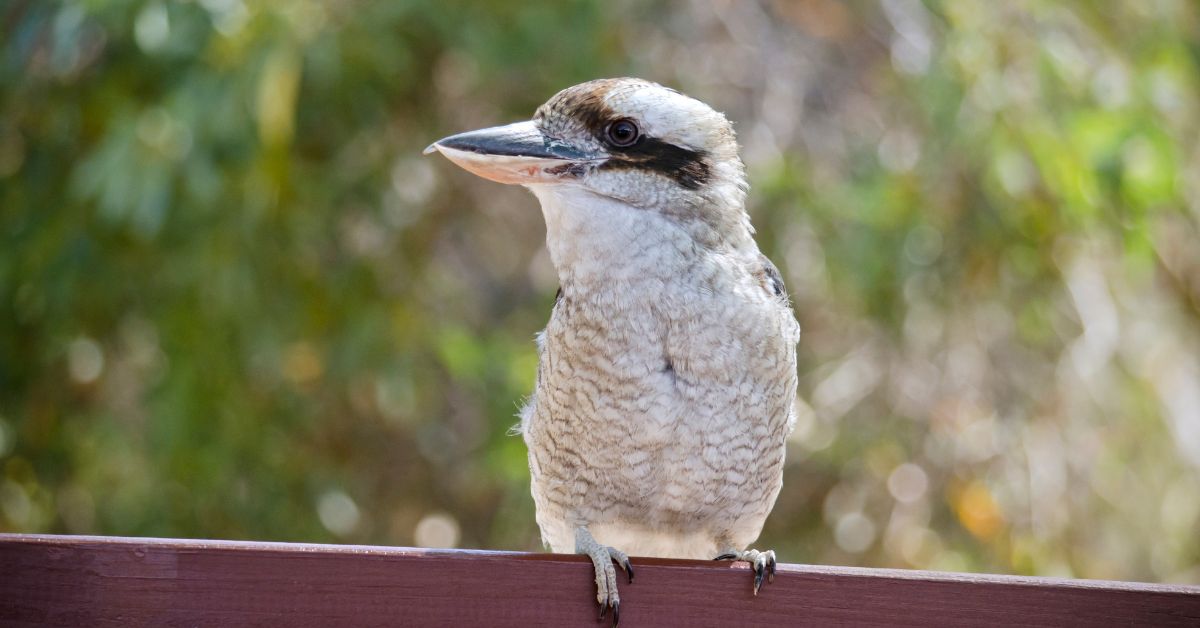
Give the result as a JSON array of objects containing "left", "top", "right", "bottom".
[{"left": 2, "top": 0, "right": 1199, "bottom": 584}]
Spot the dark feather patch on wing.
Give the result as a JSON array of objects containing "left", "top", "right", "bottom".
[{"left": 759, "top": 254, "right": 787, "bottom": 298}]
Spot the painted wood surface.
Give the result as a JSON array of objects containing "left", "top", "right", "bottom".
[{"left": 2, "top": 534, "right": 1198, "bottom": 627}]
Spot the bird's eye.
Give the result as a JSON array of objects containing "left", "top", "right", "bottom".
[{"left": 606, "top": 119, "right": 640, "bottom": 147}]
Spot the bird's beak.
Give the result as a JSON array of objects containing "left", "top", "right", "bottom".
[{"left": 423, "top": 121, "right": 598, "bottom": 185}]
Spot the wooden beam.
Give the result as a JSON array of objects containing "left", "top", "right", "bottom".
[{"left": 1, "top": 534, "right": 1198, "bottom": 626}]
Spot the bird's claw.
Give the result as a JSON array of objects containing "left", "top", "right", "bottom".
[
  {"left": 577, "top": 528, "right": 631, "bottom": 626},
  {"left": 593, "top": 560, "right": 623, "bottom": 627},
  {"left": 715, "top": 548, "right": 777, "bottom": 595},
  {"left": 598, "top": 598, "right": 620, "bottom": 625}
]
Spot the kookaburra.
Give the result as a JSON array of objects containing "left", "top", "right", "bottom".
[{"left": 426, "top": 78, "right": 799, "bottom": 625}]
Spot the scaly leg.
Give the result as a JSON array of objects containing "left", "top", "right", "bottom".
[
  {"left": 575, "top": 526, "right": 634, "bottom": 626},
  {"left": 715, "top": 548, "right": 777, "bottom": 595}
]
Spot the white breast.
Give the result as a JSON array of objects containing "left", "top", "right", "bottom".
[{"left": 519, "top": 184, "right": 799, "bottom": 558}]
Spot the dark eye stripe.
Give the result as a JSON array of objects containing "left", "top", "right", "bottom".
[{"left": 600, "top": 139, "right": 711, "bottom": 190}]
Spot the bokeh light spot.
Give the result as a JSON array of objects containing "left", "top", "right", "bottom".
[
  {"left": 887, "top": 463, "right": 929, "bottom": 504},
  {"left": 67, "top": 337, "right": 104, "bottom": 385},
  {"left": 835, "top": 512, "right": 877, "bottom": 553},
  {"left": 317, "top": 490, "right": 361, "bottom": 537},
  {"left": 415, "top": 512, "right": 461, "bottom": 549}
]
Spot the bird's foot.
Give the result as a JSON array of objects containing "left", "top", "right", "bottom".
[
  {"left": 715, "top": 548, "right": 776, "bottom": 595},
  {"left": 576, "top": 526, "right": 633, "bottom": 626}
]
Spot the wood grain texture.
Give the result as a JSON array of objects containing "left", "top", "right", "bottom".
[{"left": 1, "top": 534, "right": 1198, "bottom": 627}]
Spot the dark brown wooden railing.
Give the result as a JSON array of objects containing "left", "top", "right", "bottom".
[{"left": 2, "top": 534, "right": 1198, "bottom": 626}]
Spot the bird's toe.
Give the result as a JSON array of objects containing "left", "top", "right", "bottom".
[
  {"left": 578, "top": 528, "right": 628, "bottom": 626},
  {"left": 608, "top": 546, "right": 634, "bottom": 584},
  {"left": 715, "top": 547, "right": 779, "bottom": 596}
]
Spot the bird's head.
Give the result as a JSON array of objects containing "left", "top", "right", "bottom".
[{"left": 426, "top": 78, "right": 752, "bottom": 253}]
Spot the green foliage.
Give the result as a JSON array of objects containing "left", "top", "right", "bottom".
[{"left": 2, "top": 0, "right": 1198, "bottom": 583}]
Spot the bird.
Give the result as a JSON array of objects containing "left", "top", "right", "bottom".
[{"left": 425, "top": 78, "right": 799, "bottom": 625}]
